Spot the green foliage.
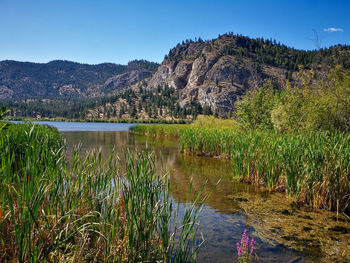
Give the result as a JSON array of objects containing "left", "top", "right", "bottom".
[
  {"left": 166, "top": 33, "right": 350, "bottom": 71},
  {"left": 270, "top": 83, "right": 305, "bottom": 132},
  {"left": 0, "top": 123, "right": 62, "bottom": 174},
  {"left": 235, "top": 82, "right": 278, "bottom": 130},
  {"left": 134, "top": 66, "right": 350, "bottom": 215},
  {"left": 192, "top": 115, "right": 238, "bottom": 128},
  {"left": 0, "top": 107, "right": 10, "bottom": 130},
  {"left": 0, "top": 107, "right": 10, "bottom": 118},
  {"left": 1, "top": 85, "right": 209, "bottom": 121},
  {"left": 272, "top": 67, "right": 350, "bottom": 132},
  {"left": 131, "top": 124, "right": 189, "bottom": 138},
  {"left": 134, "top": 123, "right": 350, "bottom": 213},
  {"left": 0, "top": 123, "right": 206, "bottom": 262},
  {"left": 236, "top": 66, "right": 350, "bottom": 133},
  {"left": 127, "top": 59, "right": 160, "bottom": 72}
]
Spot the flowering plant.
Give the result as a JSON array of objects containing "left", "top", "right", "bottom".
[{"left": 236, "top": 229, "right": 254, "bottom": 263}]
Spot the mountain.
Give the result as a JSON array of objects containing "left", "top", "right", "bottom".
[
  {"left": 147, "top": 33, "right": 350, "bottom": 114},
  {"left": 2, "top": 87, "right": 205, "bottom": 122},
  {"left": 2, "top": 33, "right": 350, "bottom": 120},
  {"left": 0, "top": 59, "right": 159, "bottom": 99}
]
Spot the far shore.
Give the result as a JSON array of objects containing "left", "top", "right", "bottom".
[{"left": 6, "top": 116, "right": 190, "bottom": 124}]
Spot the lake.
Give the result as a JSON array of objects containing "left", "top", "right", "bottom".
[
  {"left": 12, "top": 121, "right": 137, "bottom": 131},
  {"left": 37, "top": 121, "right": 350, "bottom": 263}
]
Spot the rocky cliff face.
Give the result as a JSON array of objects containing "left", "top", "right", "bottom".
[
  {"left": 103, "top": 70, "right": 151, "bottom": 94},
  {"left": 2, "top": 33, "right": 349, "bottom": 116},
  {"left": 147, "top": 35, "right": 288, "bottom": 112}
]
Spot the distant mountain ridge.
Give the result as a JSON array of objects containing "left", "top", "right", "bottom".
[
  {"left": 147, "top": 33, "right": 350, "bottom": 113},
  {"left": 1, "top": 33, "right": 350, "bottom": 118},
  {"left": 0, "top": 59, "right": 159, "bottom": 99}
]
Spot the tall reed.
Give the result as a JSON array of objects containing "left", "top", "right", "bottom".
[
  {"left": 131, "top": 124, "right": 188, "bottom": 138},
  {"left": 0, "top": 123, "right": 207, "bottom": 262},
  {"left": 133, "top": 124, "right": 350, "bottom": 213}
]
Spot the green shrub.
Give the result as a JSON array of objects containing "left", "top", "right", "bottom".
[{"left": 235, "top": 67, "right": 350, "bottom": 133}]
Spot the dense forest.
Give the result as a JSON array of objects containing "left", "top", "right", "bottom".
[{"left": 166, "top": 33, "right": 350, "bottom": 72}]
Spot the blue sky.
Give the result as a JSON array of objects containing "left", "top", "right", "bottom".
[{"left": 0, "top": 0, "right": 349, "bottom": 64}]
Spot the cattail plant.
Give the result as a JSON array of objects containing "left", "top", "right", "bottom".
[
  {"left": 0, "top": 123, "right": 210, "bottom": 262},
  {"left": 133, "top": 124, "right": 350, "bottom": 213}
]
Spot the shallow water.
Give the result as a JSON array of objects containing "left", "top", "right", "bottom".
[{"left": 42, "top": 122, "right": 349, "bottom": 263}]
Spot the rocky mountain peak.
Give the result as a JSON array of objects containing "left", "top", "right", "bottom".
[{"left": 147, "top": 33, "right": 350, "bottom": 114}]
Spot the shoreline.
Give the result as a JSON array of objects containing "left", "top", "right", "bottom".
[{"left": 6, "top": 116, "right": 190, "bottom": 124}]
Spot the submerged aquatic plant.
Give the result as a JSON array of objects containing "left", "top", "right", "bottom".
[{"left": 236, "top": 229, "right": 254, "bottom": 263}]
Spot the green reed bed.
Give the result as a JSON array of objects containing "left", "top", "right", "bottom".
[
  {"left": 133, "top": 124, "right": 350, "bottom": 213},
  {"left": 131, "top": 124, "right": 189, "bottom": 138},
  {"left": 0, "top": 123, "right": 206, "bottom": 262}
]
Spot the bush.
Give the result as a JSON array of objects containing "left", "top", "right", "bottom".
[{"left": 235, "top": 66, "right": 350, "bottom": 133}]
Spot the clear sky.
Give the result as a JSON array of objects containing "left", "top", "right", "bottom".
[{"left": 0, "top": 0, "right": 349, "bottom": 65}]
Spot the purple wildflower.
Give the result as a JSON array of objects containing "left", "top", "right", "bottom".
[
  {"left": 237, "top": 247, "right": 242, "bottom": 257},
  {"left": 250, "top": 238, "right": 255, "bottom": 254},
  {"left": 236, "top": 229, "right": 255, "bottom": 262}
]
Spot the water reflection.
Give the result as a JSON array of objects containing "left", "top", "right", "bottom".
[{"left": 62, "top": 131, "right": 349, "bottom": 263}]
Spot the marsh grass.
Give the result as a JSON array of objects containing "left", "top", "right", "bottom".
[
  {"left": 133, "top": 124, "right": 350, "bottom": 213},
  {"left": 0, "top": 123, "right": 208, "bottom": 262},
  {"left": 131, "top": 124, "right": 189, "bottom": 138},
  {"left": 191, "top": 115, "right": 238, "bottom": 128}
]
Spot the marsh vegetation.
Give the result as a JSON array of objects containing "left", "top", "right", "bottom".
[
  {"left": 0, "top": 123, "right": 207, "bottom": 262},
  {"left": 132, "top": 121, "right": 350, "bottom": 214}
]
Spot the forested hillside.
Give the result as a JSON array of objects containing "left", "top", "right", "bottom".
[
  {"left": 2, "top": 33, "right": 350, "bottom": 121},
  {"left": 2, "top": 85, "right": 209, "bottom": 121},
  {"left": 0, "top": 59, "right": 159, "bottom": 99},
  {"left": 148, "top": 33, "right": 350, "bottom": 114}
]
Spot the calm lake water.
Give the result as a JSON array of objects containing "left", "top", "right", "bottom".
[
  {"left": 37, "top": 122, "right": 350, "bottom": 263},
  {"left": 20, "top": 121, "right": 137, "bottom": 131}
]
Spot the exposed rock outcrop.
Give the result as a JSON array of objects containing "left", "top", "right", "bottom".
[
  {"left": 0, "top": 85, "right": 14, "bottom": 99},
  {"left": 147, "top": 34, "right": 350, "bottom": 113},
  {"left": 103, "top": 70, "right": 152, "bottom": 93},
  {"left": 147, "top": 36, "right": 289, "bottom": 112}
]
